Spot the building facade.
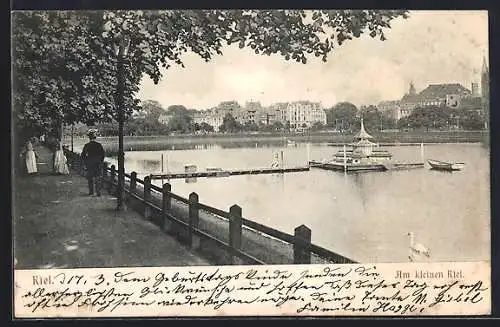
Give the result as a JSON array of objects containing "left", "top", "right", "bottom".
[
  {"left": 281, "top": 101, "right": 327, "bottom": 130},
  {"left": 378, "top": 53, "right": 488, "bottom": 124},
  {"left": 157, "top": 114, "right": 173, "bottom": 125},
  {"left": 192, "top": 109, "right": 225, "bottom": 132},
  {"left": 266, "top": 102, "right": 288, "bottom": 125},
  {"left": 377, "top": 100, "right": 402, "bottom": 120},
  {"left": 377, "top": 83, "right": 473, "bottom": 120}
]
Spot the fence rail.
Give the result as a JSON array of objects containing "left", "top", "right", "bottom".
[{"left": 65, "top": 150, "right": 356, "bottom": 265}]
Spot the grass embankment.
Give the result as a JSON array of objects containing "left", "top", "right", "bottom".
[{"left": 70, "top": 130, "right": 489, "bottom": 156}]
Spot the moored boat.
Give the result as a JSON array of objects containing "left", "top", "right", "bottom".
[{"left": 427, "top": 159, "right": 465, "bottom": 171}]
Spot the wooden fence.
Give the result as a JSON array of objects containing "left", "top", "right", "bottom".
[{"left": 66, "top": 150, "right": 356, "bottom": 265}]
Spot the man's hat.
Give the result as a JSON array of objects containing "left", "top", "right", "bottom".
[{"left": 87, "top": 129, "right": 98, "bottom": 137}]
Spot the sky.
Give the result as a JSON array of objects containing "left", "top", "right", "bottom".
[{"left": 136, "top": 10, "right": 489, "bottom": 110}]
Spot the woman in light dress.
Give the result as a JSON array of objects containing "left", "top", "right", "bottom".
[
  {"left": 53, "top": 142, "right": 70, "bottom": 175},
  {"left": 23, "top": 140, "right": 38, "bottom": 175}
]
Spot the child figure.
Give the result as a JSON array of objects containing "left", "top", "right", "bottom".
[
  {"left": 53, "top": 142, "right": 70, "bottom": 175},
  {"left": 24, "top": 141, "right": 38, "bottom": 175}
]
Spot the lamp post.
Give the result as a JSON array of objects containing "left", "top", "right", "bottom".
[{"left": 114, "top": 37, "right": 130, "bottom": 211}]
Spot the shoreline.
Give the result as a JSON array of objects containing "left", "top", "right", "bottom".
[
  {"left": 64, "top": 130, "right": 489, "bottom": 159},
  {"left": 68, "top": 130, "right": 489, "bottom": 152}
]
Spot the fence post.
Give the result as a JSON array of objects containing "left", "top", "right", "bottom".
[
  {"left": 109, "top": 165, "right": 116, "bottom": 193},
  {"left": 143, "top": 175, "right": 151, "bottom": 220},
  {"left": 69, "top": 151, "right": 74, "bottom": 169},
  {"left": 188, "top": 192, "right": 200, "bottom": 249},
  {"left": 294, "top": 224, "right": 311, "bottom": 264},
  {"left": 102, "top": 162, "right": 109, "bottom": 188},
  {"left": 130, "top": 172, "right": 137, "bottom": 195},
  {"left": 102, "top": 162, "right": 108, "bottom": 178},
  {"left": 229, "top": 205, "right": 242, "bottom": 265},
  {"left": 80, "top": 156, "right": 86, "bottom": 177},
  {"left": 162, "top": 183, "right": 172, "bottom": 232}
]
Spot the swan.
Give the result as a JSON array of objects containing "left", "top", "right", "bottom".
[{"left": 408, "top": 232, "right": 430, "bottom": 261}]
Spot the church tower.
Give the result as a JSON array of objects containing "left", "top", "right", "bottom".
[
  {"left": 481, "top": 54, "right": 489, "bottom": 100},
  {"left": 471, "top": 68, "right": 479, "bottom": 97},
  {"left": 481, "top": 53, "right": 489, "bottom": 129},
  {"left": 408, "top": 81, "right": 416, "bottom": 96}
]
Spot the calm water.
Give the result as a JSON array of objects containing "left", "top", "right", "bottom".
[{"left": 89, "top": 142, "right": 490, "bottom": 263}]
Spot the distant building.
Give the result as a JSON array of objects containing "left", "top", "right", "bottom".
[
  {"left": 281, "top": 101, "right": 327, "bottom": 130},
  {"left": 216, "top": 101, "right": 241, "bottom": 117},
  {"left": 378, "top": 52, "right": 488, "bottom": 125},
  {"left": 266, "top": 102, "right": 288, "bottom": 125},
  {"left": 193, "top": 109, "right": 225, "bottom": 132},
  {"left": 471, "top": 82, "right": 479, "bottom": 97},
  {"left": 459, "top": 96, "right": 482, "bottom": 112},
  {"left": 481, "top": 55, "right": 489, "bottom": 102},
  {"left": 213, "top": 100, "right": 247, "bottom": 124},
  {"left": 481, "top": 55, "right": 489, "bottom": 128},
  {"left": 378, "top": 83, "right": 472, "bottom": 120},
  {"left": 240, "top": 101, "right": 263, "bottom": 125},
  {"left": 377, "top": 100, "right": 402, "bottom": 120},
  {"left": 245, "top": 100, "right": 263, "bottom": 112},
  {"left": 158, "top": 114, "right": 173, "bottom": 125},
  {"left": 403, "top": 83, "right": 470, "bottom": 110},
  {"left": 408, "top": 81, "right": 417, "bottom": 96}
]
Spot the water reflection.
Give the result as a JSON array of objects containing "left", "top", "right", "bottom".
[
  {"left": 103, "top": 142, "right": 489, "bottom": 263},
  {"left": 350, "top": 174, "right": 371, "bottom": 210},
  {"left": 140, "top": 159, "right": 161, "bottom": 171}
]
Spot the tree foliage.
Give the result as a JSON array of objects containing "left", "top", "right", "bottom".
[
  {"left": 12, "top": 9, "right": 408, "bottom": 140},
  {"left": 220, "top": 113, "right": 242, "bottom": 133},
  {"left": 141, "top": 100, "right": 165, "bottom": 120},
  {"left": 398, "top": 106, "right": 453, "bottom": 131},
  {"left": 199, "top": 122, "right": 214, "bottom": 132},
  {"left": 359, "top": 105, "right": 396, "bottom": 131},
  {"left": 166, "top": 105, "right": 193, "bottom": 133},
  {"left": 12, "top": 12, "right": 141, "bottom": 139},
  {"left": 242, "top": 121, "right": 259, "bottom": 132},
  {"left": 457, "top": 109, "right": 484, "bottom": 130},
  {"left": 325, "top": 102, "right": 358, "bottom": 132},
  {"left": 310, "top": 121, "right": 326, "bottom": 131}
]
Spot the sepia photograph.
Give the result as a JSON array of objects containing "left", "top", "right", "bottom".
[{"left": 11, "top": 9, "right": 491, "bottom": 317}]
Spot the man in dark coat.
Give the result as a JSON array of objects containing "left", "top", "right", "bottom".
[{"left": 81, "top": 129, "right": 105, "bottom": 196}]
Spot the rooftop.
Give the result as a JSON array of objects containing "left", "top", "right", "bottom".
[
  {"left": 419, "top": 83, "right": 471, "bottom": 98},
  {"left": 398, "top": 83, "right": 471, "bottom": 103}
]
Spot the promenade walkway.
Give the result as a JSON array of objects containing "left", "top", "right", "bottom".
[{"left": 13, "top": 144, "right": 210, "bottom": 269}]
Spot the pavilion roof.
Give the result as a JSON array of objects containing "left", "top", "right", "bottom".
[{"left": 354, "top": 118, "right": 374, "bottom": 140}]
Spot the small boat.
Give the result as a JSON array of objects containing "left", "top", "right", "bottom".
[
  {"left": 427, "top": 159, "right": 465, "bottom": 171},
  {"left": 286, "top": 139, "right": 296, "bottom": 146}
]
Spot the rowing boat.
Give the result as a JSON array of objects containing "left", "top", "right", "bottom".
[{"left": 427, "top": 159, "right": 465, "bottom": 171}]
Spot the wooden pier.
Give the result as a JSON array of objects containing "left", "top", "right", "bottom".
[
  {"left": 150, "top": 166, "right": 310, "bottom": 180},
  {"left": 391, "top": 162, "right": 425, "bottom": 170},
  {"left": 309, "top": 161, "right": 424, "bottom": 173}
]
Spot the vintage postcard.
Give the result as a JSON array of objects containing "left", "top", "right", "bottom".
[{"left": 11, "top": 9, "right": 491, "bottom": 317}]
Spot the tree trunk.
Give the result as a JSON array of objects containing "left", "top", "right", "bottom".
[
  {"left": 60, "top": 121, "right": 64, "bottom": 144},
  {"left": 71, "top": 124, "right": 74, "bottom": 152},
  {"left": 116, "top": 56, "right": 126, "bottom": 211}
]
